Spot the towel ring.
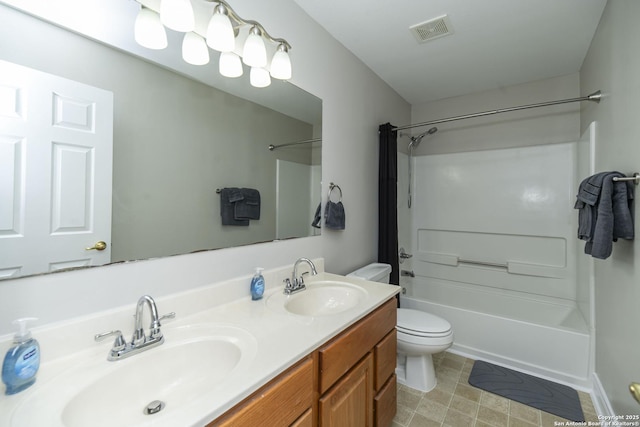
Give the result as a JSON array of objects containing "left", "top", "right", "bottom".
[{"left": 328, "top": 182, "right": 342, "bottom": 203}]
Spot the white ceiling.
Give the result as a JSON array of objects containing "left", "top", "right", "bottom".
[{"left": 293, "top": 0, "right": 607, "bottom": 105}]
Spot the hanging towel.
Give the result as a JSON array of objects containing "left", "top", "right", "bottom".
[
  {"left": 234, "top": 188, "right": 261, "bottom": 220},
  {"left": 324, "top": 200, "right": 346, "bottom": 230},
  {"left": 219, "top": 188, "right": 249, "bottom": 226},
  {"left": 574, "top": 171, "right": 634, "bottom": 259},
  {"left": 311, "top": 203, "right": 322, "bottom": 228}
]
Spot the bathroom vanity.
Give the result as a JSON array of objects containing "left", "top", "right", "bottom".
[
  {"left": 0, "top": 261, "right": 399, "bottom": 427},
  {"left": 211, "top": 298, "right": 397, "bottom": 427}
]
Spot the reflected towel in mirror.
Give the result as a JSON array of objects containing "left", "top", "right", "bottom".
[
  {"left": 220, "top": 188, "right": 249, "bottom": 226},
  {"left": 311, "top": 203, "right": 322, "bottom": 228},
  {"left": 234, "top": 188, "right": 261, "bottom": 220}
]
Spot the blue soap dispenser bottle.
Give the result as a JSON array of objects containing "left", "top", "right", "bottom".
[
  {"left": 2, "top": 317, "right": 40, "bottom": 395},
  {"left": 250, "top": 267, "right": 265, "bottom": 300}
]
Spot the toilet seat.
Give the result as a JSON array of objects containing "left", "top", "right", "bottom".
[{"left": 397, "top": 308, "right": 452, "bottom": 338}]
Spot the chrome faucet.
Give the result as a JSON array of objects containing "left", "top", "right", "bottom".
[
  {"left": 283, "top": 257, "right": 318, "bottom": 295},
  {"left": 95, "top": 295, "right": 175, "bottom": 361},
  {"left": 132, "top": 295, "right": 161, "bottom": 345}
]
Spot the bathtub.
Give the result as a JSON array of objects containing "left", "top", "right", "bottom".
[{"left": 400, "top": 277, "right": 592, "bottom": 390}]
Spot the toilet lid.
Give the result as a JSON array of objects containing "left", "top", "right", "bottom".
[{"left": 397, "top": 308, "right": 452, "bottom": 337}]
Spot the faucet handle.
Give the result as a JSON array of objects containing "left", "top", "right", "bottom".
[
  {"left": 95, "top": 330, "right": 126, "bottom": 351},
  {"left": 149, "top": 312, "right": 176, "bottom": 339},
  {"left": 159, "top": 312, "right": 176, "bottom": 322}
]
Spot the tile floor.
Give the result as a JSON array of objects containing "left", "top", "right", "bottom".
[{"left": 392, "top": 352, "right": 599, "bottom": 427}]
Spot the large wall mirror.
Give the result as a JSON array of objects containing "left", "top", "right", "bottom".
[{"left": 0, "top": 0, "right": 322, "bottom": 280}]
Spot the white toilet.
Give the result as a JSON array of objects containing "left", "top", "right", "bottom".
[{"left": 347, "top": 263, "right": 453, "bottom": 393}]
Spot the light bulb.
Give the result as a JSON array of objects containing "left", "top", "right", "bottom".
[
  {"left": 134, "top": 7, "right": 167, "bottom": 50},
  {"left": 242, "top": 26, "right": 267, "bottom": 68},
  {"left": 206, "top": 5, "right": 235, "bottom": 52},
  {"left": 250, "top": 67, "right": 271, "bottom": 88},
  {"left": 270, "top": 44, "right": 292, "bottom": 80},
  {"left": 182, "top": 32, "right": 209, "bottom": 65},
  {"left": 219, "top": 52, "right": 243, "bottom": 78},
  {"left": 160, "top": 0, "right": 194, "bottom": 32}
]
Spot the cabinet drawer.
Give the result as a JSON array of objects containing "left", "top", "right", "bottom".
[
  {"left": 319, "top": 298, "right": 396, "bottom": 394},
  {"left": 374, "top": 328, "right": 397, "bottom": 391},
  {"left": 374, "top": 374, "right": 397, "bottom": 427},
  {"left": 209, "top": 357, "right": 313, "bottom": 427}
]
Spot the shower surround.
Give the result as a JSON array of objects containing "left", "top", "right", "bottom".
[{"left": 398, "top": 138, "right": 594, "bottom": 389}]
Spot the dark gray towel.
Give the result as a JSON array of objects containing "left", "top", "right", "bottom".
[
  {"left": 575, "top": 172, "right": 634, "bottom": 259},
  {"left": 234, "top": 188, "right": 260, "bottom": 220},
  {"left": 311, "top": 203, "right": 322, "bottom": 228},
  {"left": 220, "top": 188, "right": 249, "bottom": 226},
  {"left": 324, "top": 201, "right": 345, "bottom": 230}
]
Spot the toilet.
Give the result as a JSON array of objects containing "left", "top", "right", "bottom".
[{"left": 347, "top": 263, "right": 453, "bottom": 392}]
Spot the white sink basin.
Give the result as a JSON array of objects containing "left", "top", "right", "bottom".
[
  {"left": 9, "top": 324, "right": 257, "bottom": 427},
  {"left": 268, "top": 280, "right": 368, "bottom": 317}
]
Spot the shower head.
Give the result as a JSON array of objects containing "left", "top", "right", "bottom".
[{"left": 408, "top": 126, "right": 438, "bottom": 148}]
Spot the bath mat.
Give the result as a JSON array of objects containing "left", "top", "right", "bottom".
[{"left": 468, "top": 360, "right": 584, "bottom": 422}]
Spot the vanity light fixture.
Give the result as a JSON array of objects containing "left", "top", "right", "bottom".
[
  {"left": 249, "top": 67, "right": 271, "bottom": 88},
  {"left": 134, "top": 7, "right": 168, "bottom": 50},
  {"left": 160, "top": 0, "right": 195, "bottom": 32},
  {"left": 206, "top": 4, "right": 235, "bottom": 52},
  {"left": 242, "top": 25, "right": 267, "bottom": 68},
  {"left": 270, "top": 43, "right": 292, "bottom": 80},
  {"left": 134, "top": 0, "right": 292, "bottom": 88},
  {"left": 182, "top": 32, "right": 210, "bottom": 65},
  {"left": 219, "top": 51, "right": 243, "bottom": 77}
]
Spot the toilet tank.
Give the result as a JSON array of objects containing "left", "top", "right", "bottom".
[{"left": 347, "top": 263, "right": 392, "bottom": 284}]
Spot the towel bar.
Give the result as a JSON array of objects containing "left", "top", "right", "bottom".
[
  {"left": 458, "top": 258, "right": 507, "bottom": 269},
  {"left": 612, "top": 173, "right": 640, "bottom": 185}
]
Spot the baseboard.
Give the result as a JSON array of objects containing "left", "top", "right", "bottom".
[{"left": 591, "top": 372, "right": 614, "bottom": 417}]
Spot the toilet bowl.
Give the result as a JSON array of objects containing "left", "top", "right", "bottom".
[
  {"left": 396, "top": 308, "right": 453, "bottom": 392},
  {"left": 347, "top": 263, "right": 454, "bottom": 393}
]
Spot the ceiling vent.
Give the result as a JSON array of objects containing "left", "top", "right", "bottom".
[{"left": 410, "top": 15, "right": 454, "bottom": 43}]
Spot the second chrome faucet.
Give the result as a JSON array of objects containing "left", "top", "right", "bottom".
[
  {"left": 95, "top": 295, "right": 175, "bottom": 361},
  {"left": 283, "top": 257, "right": 318, "bottom": 295}
]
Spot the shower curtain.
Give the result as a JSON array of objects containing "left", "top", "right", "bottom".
[{"left": 378, "top": 123, "right": 400, "bottom": 285}]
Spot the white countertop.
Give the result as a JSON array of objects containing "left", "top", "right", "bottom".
[{"left": 0, "top": 264, "right": 399, "bottom": 427}]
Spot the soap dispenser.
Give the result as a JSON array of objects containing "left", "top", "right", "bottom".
[
  {"left": 250, "top": 267, "right": 265, "bottom": 300},
  {"left": 2, "top": 318, "right": 40, "bottom": 395}
]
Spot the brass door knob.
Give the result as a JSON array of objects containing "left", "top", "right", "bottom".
[
  {"left": 629, "top": 382, "right": 640, "bottom": 404},
  {"left": 86, "top": 241, "right": 107, "bottom": 251}
]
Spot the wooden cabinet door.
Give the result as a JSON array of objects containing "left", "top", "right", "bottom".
[{"left": 319, "top": 353, "right": 374, "bottom": 427}]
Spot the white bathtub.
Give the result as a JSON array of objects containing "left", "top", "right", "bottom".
[{"left": 401, "top": 277, "right": 592, "bottom": 390}]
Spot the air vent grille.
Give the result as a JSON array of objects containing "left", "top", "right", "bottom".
[{"left": 410, "top": 15, "right": 453, "bottom": 43}]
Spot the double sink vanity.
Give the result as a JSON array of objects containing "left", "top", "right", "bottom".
[{"left": 0, "top": 258, "right": 399, "bottom": 427}]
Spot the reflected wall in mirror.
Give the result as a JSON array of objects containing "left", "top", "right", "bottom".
[{"left": 0, "top": 3, "right": 322, "bottom": 280}]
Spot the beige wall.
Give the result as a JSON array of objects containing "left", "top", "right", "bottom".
[{"left": 580, "top": 0, "right": 640, "bottom": 416}]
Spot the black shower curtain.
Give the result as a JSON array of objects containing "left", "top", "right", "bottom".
[{"left": 378, "top": 123, "right": 400, "bottom": 285}]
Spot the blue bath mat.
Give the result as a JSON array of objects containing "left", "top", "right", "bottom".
[{"left": 468, "top": 360, "right": 584, "bottom": 422}]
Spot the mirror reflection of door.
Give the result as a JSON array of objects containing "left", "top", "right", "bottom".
[{"left": 0, "top": 60, "right": 113, "bottom": 278}]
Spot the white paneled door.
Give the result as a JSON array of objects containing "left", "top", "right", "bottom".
[{"left": 0, "top": 60, "right": 113, "bottom": 278}]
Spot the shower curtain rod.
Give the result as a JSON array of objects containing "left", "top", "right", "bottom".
[
  {"left": 393, "top": 90, "right": 602, "bottom": 132},
  {"left": 268, "top": 138, "right": 322, "bottom": 151}
]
